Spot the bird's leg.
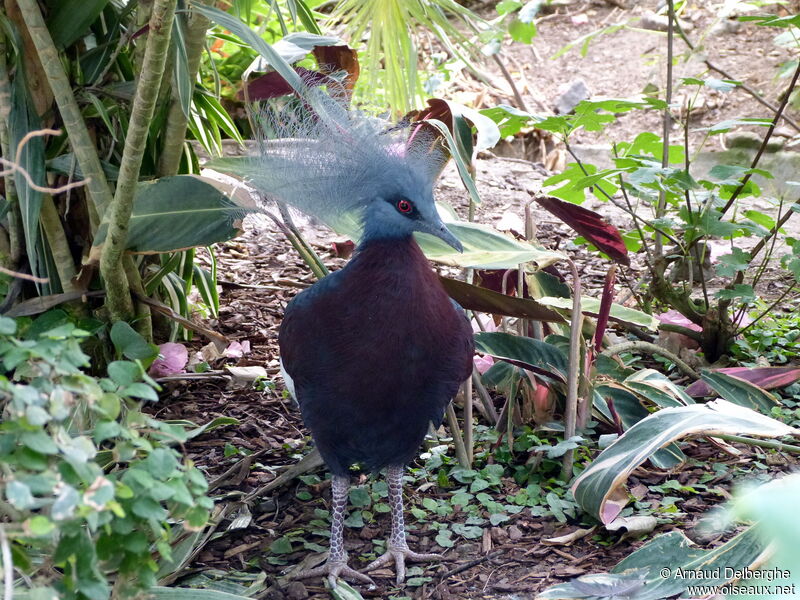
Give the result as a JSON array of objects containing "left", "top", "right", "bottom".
[
  {"left": 293, "top": 474, "right": 374, "bottom": 588},
  {"left": 363, "top": 465, "right": 443, "bottom": 585}
]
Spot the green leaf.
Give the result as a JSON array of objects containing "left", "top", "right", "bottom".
[
  {"left": 7, "top": 480, "right": 35, "bottom": 509},
  {"left": 110, "top": 321, "right": 159, "bottom": 361},
  {"left": 715, "top": 248, "right": 751, "bottom": 278},
  {"left": 0, "top": 316, "right": 18, "bottom": 335},
  {"left": 419, "top": 221, "right": 566, "bottom": 269},
  {"left": 509, "top": 18, "right": 536, "bottom": 43},
  {"left": 108, "top": 361, "right": 140, "bottom": 387},
  {"left": 714, "top": 284, "right": 756, "bottom": 302},
  {"left": 349, "top": 487, "right": 371, "bottom": 508},
  {"left": 144, "top": 448, "right": 180, "bottom": 479},
  {"left": 538, "top": 296, "right": 659, "bottom": 330},
  {"left": 270, "top": 536, "right": 294, "bottom": 556},
  {"left": 171, "top": 14, "right": 192, "bottom": 119},
  {"left": 123, "top": 383, "right": 159, "bottom": 401},
  {"left": 571, "top": 400, "right": 796, "bottom": 523},
  {"left": 497, "top": 0, "right": 522, "bottom": 15},
  {"left": 474, "top": 331, "right": 568, "bottom": 381},
  {"left": 149, "top": 588, "right": 255, "bottom": 600},
  {"left": 25, "top": 515, "right": 56, "bottom": 537},
  {"left": 699, "top": 371, "right": 780, "bottom": 413},
  {"left": 93, "top": 176, "right": 245, "bottom": 254},
  {"left": 46, "top": 0, "right": 110, "bottom": 49},
  {"left": 435, "top": 529, "right": 455, "bottom": 547}
]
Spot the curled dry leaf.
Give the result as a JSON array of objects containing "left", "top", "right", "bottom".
[
  {"left": 542, "top": 526, "right": 596, "bottom": 546},
  {"left": 605, "top": 515, "right": 658, "bottom": 540}
]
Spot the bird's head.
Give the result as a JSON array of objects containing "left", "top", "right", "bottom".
[
  {"left": 244, "top": 86, "right": 463, "bottom": 252},
  {"left": 360, "top": 168, "right": 462, "bottom": 252}
]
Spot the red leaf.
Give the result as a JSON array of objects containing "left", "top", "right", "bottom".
[
  {"left": 685, "top": 366, "right": 800, "bottom": 397},
  {"left": 534, "top": 195, "right": 629, "bottom": 265},
  {"left": 243, "top": 67, "right": 334, "bottom": 101},
  {"left": 593, "top": 264, "right": 617, "bottom": 352}
]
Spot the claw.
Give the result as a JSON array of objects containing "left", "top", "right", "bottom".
[
  {"left": 294, "top": 558, "right": 375, "bottom": 588},
  {"left": 363, "top": 545, "right": 443, "bottom": 585}
]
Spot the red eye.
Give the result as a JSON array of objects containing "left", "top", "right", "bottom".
[{"left": 397, "top": 199, "right": 413, "bottom": 214}]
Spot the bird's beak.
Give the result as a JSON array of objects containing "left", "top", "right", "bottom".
[{"left": 430, "top": 222, "right": 463, "bottom": 253}]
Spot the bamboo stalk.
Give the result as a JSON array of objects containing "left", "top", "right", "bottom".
[
  {"left": 39, "top": 196, "right": 76, "bottom": 291},
  {"left": 16, "top": 0, "right": 113, "bottom": 229},
  {"left": 100, "top": 0, "right": 178, "bottom": 321},
  {"left": 157, "top": 0, "right": 212, "bottom": 177},
  {"left": 0, "top": 29, "right": 22, "bottom": 266}
]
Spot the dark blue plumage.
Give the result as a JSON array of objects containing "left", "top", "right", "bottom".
[
  {"left": 279, "top": 235, "right": 473, "bottom": 475},
  {"left": 248, "top": 87, "right": 475, "bottom": 586}
]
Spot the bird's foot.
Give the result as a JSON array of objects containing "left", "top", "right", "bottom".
[
  {"left": 293, "top": 557, "right": 375, "bottom": 589},
  {"left": 363, "top": 544, "right": 443, "bottom": 585}
]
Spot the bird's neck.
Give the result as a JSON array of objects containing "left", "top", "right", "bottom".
[{"left": 350, "top": 233, "right": 428, "bottom": 273}]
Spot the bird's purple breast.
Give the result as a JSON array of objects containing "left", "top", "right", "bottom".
[{"left": 279, "top": 236, "right": 474, "bottom": 474}]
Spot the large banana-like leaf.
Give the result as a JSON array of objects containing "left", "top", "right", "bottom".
[
  {"left": 539, "top": 528, "right": 766, "bottom": 600},
  {"left": 474, "top": 331, "right": 568, "bottom": 382},
  {"left": 538, "top": 295, "right": 659, "bottom": 330},
  {"left": 572, "top": 400, "right": 798, "bottom": 524},
  {"left": 92, "top": 176, "right": 245, "bottom": 256},
  {"left": 693, "top": 370, "right": 782, "bottom": 413},
  {"left": 439, "top": 276, "right": 566, "bottom": 322}
]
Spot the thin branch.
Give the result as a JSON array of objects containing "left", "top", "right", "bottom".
[
  {"left": 655, "top": 0, "right": 675, "bottom": 257},
  {"left": 673, "top": 20, "right": 800, "bottom": 133},
  {"left": 491, "top": 54, "right": 528, "bottom": 112},
  {"left": 601, "top": 340, "right": 700, "bottom": 379},
  {"left": 0, "top": 265, "right": 48, "bottom": 283},
  {"left": 561, "top": 259, "right": 583, "bottom": 482},
  {"left": 718, "top": 58, "right": 800, "bottom": 218}
]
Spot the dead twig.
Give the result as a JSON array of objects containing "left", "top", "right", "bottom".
[{"left": 3, "top": 129, "right": 89, "bottom": 195}]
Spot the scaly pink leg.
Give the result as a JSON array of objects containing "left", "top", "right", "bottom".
[
  {"left": 293, "top": 474, "right": 374, "bottom": 588},
  {"left": 362, "top": 465, "right": 443, "bottom": 585}
]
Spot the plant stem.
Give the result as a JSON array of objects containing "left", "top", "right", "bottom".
[
  {"left": 472, "top": 368, "right": 499, "bottom": 424},
  {"left": 601, "top": 340, "right": 700, "bottom": 379},
  {"left": 100, "top": 0, "right": 178, "bottom": 321},
  {"left": 655, "top": 0, "right": 675, "bottom": 258},
  {"left": 491, "top": 54, "right": 528, "bottom": 112},
  {"left": 560, "top": 259, "right": 583, "bottom": 482},
  {"left": 718, "top": 58, "right": 800, "bottom": 219},
  {"left": 16, "top": 0, "right": 113, "bottom": 229},
  {"left": 157, "top": 0, "right": 212, "bottom": 177},
  {"left": 715, "top": 434, "right": 800, "bottom": 455},
  {"left": 673, "top": 20, "right": 800, "bottom": 133},
  {"left": 446, "top": 402, "right": 470, "bottom": 469}
]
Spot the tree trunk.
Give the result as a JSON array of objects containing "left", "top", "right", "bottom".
[{"left": 99, "top": 0, "right": 178, "bottom": 322}]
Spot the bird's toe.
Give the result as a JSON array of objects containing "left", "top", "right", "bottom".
[
  {"left": 363, "top": 545, "right": 444, "bottom": 585},
  {"left": 294, "top": 559, "right": 375, "bottom": 588}
]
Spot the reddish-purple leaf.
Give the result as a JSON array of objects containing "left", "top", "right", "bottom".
[
  {"left": 243, "top": 67, "right": 334, "bottom": 101},
  {"left": 685, "top": 366, "right": 800, "bottom": 397},
  {"left": 475, "top": 269, "right": 529, "bottom": 298},
  {"left": 534, "top": 195, "right": 629, "bottom": 265},
  {"left": 439, "top": 276, "right": 566, "bottom": 323},
  {"left": 594, "top": 264, "right": 617, "bottom": 352}
]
